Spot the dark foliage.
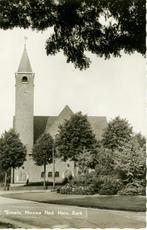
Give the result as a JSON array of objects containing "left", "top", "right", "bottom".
[
  {"left": 94, "top": 146, "right": 115, "bottom": 175},
  {"left": 59, "top": 183, "right": 95, "bottom": 195},
  {"left": 0, "top": 129, "right": 26, "bottom": 172},
  {"left": 32, "top": 133, "right": 53, "bottom": 166},
  {"left": 55, "top": 112, "right": 97, "bottom": 162},
  {"left": 118, "top": 180, "right": 146, "bottom": 195},
  {"left": 134, "top": 132, "right": 146, "bottom": 150},
  {"left": 71, "top": 171, "right": 95, "bottom": 186},
  {"left": 102, "top": 116, "right": 133, "bottom": 151},
  {"left": 32, "top": 133, "right": 54, "bottom": 188},
  {"left": 98, "top": 176, "right": 123, "bottom": 195},
  {"left": 0, "top": 0, "right": 145, "bottom": 69}
]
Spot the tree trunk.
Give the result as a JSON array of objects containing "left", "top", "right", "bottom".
[
  {"left": 4, "top": 171, "right": 7, "bottom": 191},
  {"left": 12, "top": 167, "right": 14, "bottom": 184},
  {"left": 11, "top": 167, "right": 14, "bottom": 184},
  {"left": 43, "top": 164, "right": 46, "bottom": 189}
]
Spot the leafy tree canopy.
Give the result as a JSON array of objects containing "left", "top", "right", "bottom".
[
  {"left": 55, "top": 112, "right": 97, "bottom": 162},
  {"left": 133, "top": 132, "right": 146, "bottom": 150},
  {"left": 113, "top": 137, "right": 146, "bottom": 183},
  {"left": 32, "top": 133, "right": 53, "bottom": 166},
  {"left": 77, "top": 142, "right": 115, "bottom": 175},
  {"left": 102, "top": 116, "right": 133, "bottom": 151},
  {"left": 0, "top": 0, "right": 145, "bottom": 69},
  {"left": 94, "top": 146, "right": 114, "bottom": 176},
  {"left": 77, "top": 149, "right": 96, "bottom": 174},
  {"left": 0, "top": 129, "right": 26, "bottom": 172}
]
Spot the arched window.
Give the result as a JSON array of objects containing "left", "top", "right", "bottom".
[
  {"left": 48, "top": 172, "right": 52, "bottom": 178},
  {"left": 41, "top": 172, "right": 44, "bottom": 178},
  {"left": 55, "top": 171, "right": 60, "bottom": 177},
  {"left": 22, "top": 76, "right": 28, "bottom": 83}
]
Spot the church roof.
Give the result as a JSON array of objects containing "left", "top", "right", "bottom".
[
  {"left": 45, "top": 105, "right": 73, "bottom": 137},
  {"left": 34, "top": 116, "right": 56, "bottom": 142},
  {"left": 33, "top": 106, "right": 107, "bottom": 142},
  {"left": 17, "top": 45, "right": 32, "bottom": 73}
]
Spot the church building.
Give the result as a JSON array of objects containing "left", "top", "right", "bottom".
[{"left": 13, "top": 45, "right": 107, "bottom": 184}]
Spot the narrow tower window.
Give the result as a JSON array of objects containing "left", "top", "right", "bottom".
[{"left": 22, "top": 76, "right": 28, "bottom": 83}]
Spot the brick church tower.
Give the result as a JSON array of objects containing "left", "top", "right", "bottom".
[{"left": 14, "top": 44, "right": 34, "bottom": 183}]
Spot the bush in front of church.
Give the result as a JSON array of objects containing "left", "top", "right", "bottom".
[
  {"left": 71, "top": 172, "right": 94, "bottom": 186},
  {"left": 117, "top": 180, "right": 146, "bottom": 195},
  {"left": 98, "top": 176, "right": 124, "bottom": 195},
  {"left": 58, "top": 172, "right": 123, "bottom": 195},
  {"left": 58, "top": 183, "right": 95, "bottom": 195}
]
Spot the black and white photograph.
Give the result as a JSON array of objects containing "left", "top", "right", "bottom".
[{"left": 0, "top": 0, "right": 146, "bottom": 228}]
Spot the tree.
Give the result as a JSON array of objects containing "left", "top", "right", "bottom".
[
  {"left": 102, "top": 116, "right": 133, "bottom": 151},
  {"left": 32, "top": 133, "right": 53, "bottom": 188},
  {"left": 0, "top": 0, "right": 145, "bottom": 69},
  {"left": 77, "top": 149, "right": 95, "bottom": 174},
  {"left": 133, "top": 132, "right": 146, "bottom": 149},
  {"left": 0, "top": 169, "right": 5, "bottom": 184},
  {"left": 0, "top": 129, "right": 26, "bottom": 189},
  {"left": 113, "top": 136, "right": 146, "bottom": 184},
  {"left": 95, "top": 146, "right": 115, "bottom": 176},
  {"left": 55, "top": 112, "right": 97, "bottom": 176},
  {"left": 77, "top": 145, "right": 114, "bottom": 176}
]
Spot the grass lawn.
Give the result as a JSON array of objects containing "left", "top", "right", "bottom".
[
  {"left": 0, "top": 222, "right": 15, "bottom": 229},
  {"left": 1, "top": 192, "right": 146, "bottom": 212},
  {"left": 43, "top": 195, "right": 146, "bottom": 212}
]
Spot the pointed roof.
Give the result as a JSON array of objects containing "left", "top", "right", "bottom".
[
  {"left": 45, "top": 105, "right": 73, "bottom": 137},
  {"left": 58, "top": 105, "right": 73, "bottom": 118},
  {"left": 29, "top": 108, "right": 107, "bottom": 143},
  {"left": 17, "top": 45, "right": 32, "bottom": 73}
]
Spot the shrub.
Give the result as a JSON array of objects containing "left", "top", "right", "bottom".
[
  {"left": 59, "top": 183, "right": 95, "bottom": 195},
  {"left": 66, "top": 173, "right": 124, "bottom": 195},
  {"left": 62, "top": 176, "right": 73, "bottom": 185},
  {"left": 59, "top": 184, "right": 73, "bottom": 194},
  {"left": 140, "top": 179, "right": 146, "bottom": 187},
  {"left": 118, "top": 181, "right": 146, "bottom": 195},
  {"left": 98, "top": 176, "right": 123, "bottom": 195},
  {"left": 90, "top": 176, "right": 105, "bottom": 192},
  {"left": 71, "top": 172, "right": 94, "bottom": 186}
]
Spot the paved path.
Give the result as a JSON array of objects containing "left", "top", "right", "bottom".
[{"left": 0, "top": 195, "right": 146, "bottom": 228}]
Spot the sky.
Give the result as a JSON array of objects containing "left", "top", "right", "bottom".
[{"left": 0, "top": 28, "right": 145, "bottom": 136}]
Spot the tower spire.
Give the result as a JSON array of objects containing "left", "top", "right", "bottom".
[{"left": 17, "top": 40, "right": 32, "bottom": 73}]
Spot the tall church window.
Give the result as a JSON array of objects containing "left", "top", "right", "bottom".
[
  {"left": 22, "top": 76, "right": 28, "bottom": 83},
  {"left": 55, "top": 171, "right": 60, "bottom": 177},
  {"left": 41, "top": 172, "right": 44, "bottom": 178},
  {"left": 48, "top": 172, "right": 52, "bottom": 177}
]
